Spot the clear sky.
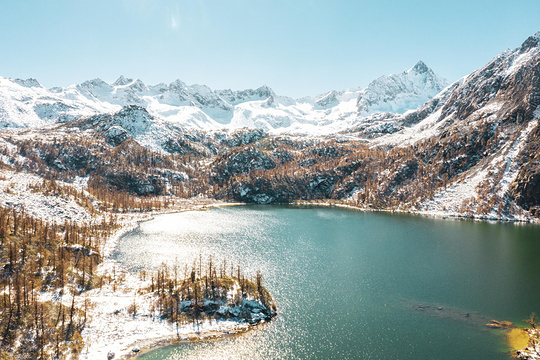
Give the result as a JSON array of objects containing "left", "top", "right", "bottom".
[{"left": 1, "top": 0, "right": 539, "bottom": 98}]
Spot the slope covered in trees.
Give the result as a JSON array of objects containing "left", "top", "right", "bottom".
[
  {"left": 0, "top": 30, "right": 539, "bottom": 360},
  {"left": 0, "top": 206, "right": 117, "bottom": 358},
  {"left": 0, "top": 113, "right": 538, "bottom": 222}
]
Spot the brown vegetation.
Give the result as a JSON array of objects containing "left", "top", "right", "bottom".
[
  {"left": 0, "top": 206, "right": 116, "bottom": 358},
  {"left": 147, "top": 257, "right": 276, "bottom": 333}
]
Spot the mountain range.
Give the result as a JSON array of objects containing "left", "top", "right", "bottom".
[
  {"left": 3, "top": 17, "right": 540, "bottom": 360},
  {"left": 0, "top": 31, "right": 540, "bottom": 223},
  {"left": 0, "top": 60, "right": 447, "bottom": 133}
]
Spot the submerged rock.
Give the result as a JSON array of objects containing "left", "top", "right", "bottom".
[{"left": 485, "top": 319, "right": 514, "bottom": 329}]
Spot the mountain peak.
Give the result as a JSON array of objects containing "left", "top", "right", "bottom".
[
  {"left": 128, "top": 79, "right": 148, "bottom": 92},
  {"left": 519, "top": 31, "right": 540, "bottom": 53},
  {"left": 256, "top": 85, "right": 275, "bottom": 97},
  {"left": 169, "top": 79, "right": 187, "bottom": 91},
  {"left": 80, "top": 78, "right": 109, "bottom": 88},
  {"left": 117, "top": 104, "right": 152, "bottom": 118},
  {"left": 13, "top": 78, "right": 43, "bottom": 88},
  {"left": 315, "top": 90, "right": 338, "bottom": 107},
  {"left": 409, "top": 61, "right": 431, "bottom": 75},
  {"left": 113, "top": 75, "right": 133, "bottom": 86},
  {"left": 357, "top": 62, "right": 447, "bottom": 114}
]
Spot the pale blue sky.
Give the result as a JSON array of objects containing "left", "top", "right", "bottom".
[{"left": 1, "top": 0, "right": 539, "bottom": 98}]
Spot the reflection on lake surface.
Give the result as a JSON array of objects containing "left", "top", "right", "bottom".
[{"left": 113, "top": 206, "right": 540, "bottom": 359}]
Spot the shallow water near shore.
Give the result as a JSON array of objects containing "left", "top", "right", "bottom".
[{"left": 113, "top": 205, "right": 540, "bottom": 359}]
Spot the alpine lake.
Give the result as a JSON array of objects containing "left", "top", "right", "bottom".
[{"left": 113, "top": 205, "right": 540, "bottom": 359}]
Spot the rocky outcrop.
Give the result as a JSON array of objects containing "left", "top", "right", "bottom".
[
  {"left": 102, "top": 126, "right": 130, "bottom": 146},
  {"left": 212, "top": 147, "right": 276, "bottom": 182},
  {"left": 225, "top": 170, "right": 343, "bottom": 204},
  {"left": 217, "top": 128, "right": 267, "bottom": 147},
  {"left": 183, "top": 298, "right": 278, "bottom": 325},
  {"left": 228, "top": 178, "right": 299, "bottom": 204},
  {"left": 101, "top": 172, "right": 165, "bottom": 196},
  {"left": 510, "top": 124, "right": 540, "bottom": 215},
  {"left": 510, "top": 161, "right": 540, "bottom": 214}
]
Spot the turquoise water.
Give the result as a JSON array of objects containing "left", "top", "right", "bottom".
[{"left": 114, "top": 206, "right": 540, "bottom": 359}]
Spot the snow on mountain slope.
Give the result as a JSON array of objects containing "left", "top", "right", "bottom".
[
  {"left": 216, "top": 85, "right": 276, "bottom": 105},
  {"left": 221, "top": 66, "right": 445, "bottom": 136},
  {"left": 0, "top": 77, "right": 79, "bottom": 128},
  {"left": 374, "top": 31, "right": 540, "bottom": 148},
  {"left": 0, "top": 170, "right": 93, "bottom": 223},
  {"left": 360, "top": 31, "right": 540, "bottom": 219},
  {"left": 0, "top": 62, "right": 446, "bottom": 134},
  {"left": 64, "top": 105, "right": 189, "bottom": 153},
  {"left": 206, "top": 61, "right": 444, "bottom": 133},
  {"left": 0, "top": 76, "right": 119, "bottom": 128},
  {"left": 356, "top": 61, "right": 447, "bottom": 115}
]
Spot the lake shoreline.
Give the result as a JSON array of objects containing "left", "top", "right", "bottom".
[
  {"left": 288, "top": 200, "right": 539, "bottom": 224},
  {"left": 123, "top": 320, "right": 274, "bottom": 360},
  {"left": 80, "top": 198, "right": 272, "bottom": 360},
  {"left": 516, "top": 328, "right": 540, "bottom": 359},
  {"left": 80, "top": 198, "right": 539, "bottom": 359}
]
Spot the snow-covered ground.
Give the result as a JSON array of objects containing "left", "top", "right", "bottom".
[
  {"left": 76, "top": 199, "right": 251, "bottom": 360},
  {"left": 372, "top": 108, "right": 444, "bottom": 148},
  {"left": 0, "top": 170, "right": 94, "bottom": 224},
  {"left": 418, "top": 164, "right": 491, "bottom": 218},
  {"left": 0, "top": 164, "right": 249, "bottom": 359},
  {"left": 0, "top": 60, "right": 446, "bottom": 135},
  {"left": 419, "top": 119, "right": 539, "bottom": 221},
  {"left": 79, "top": 260, "right": 252, "bottom": 360}
]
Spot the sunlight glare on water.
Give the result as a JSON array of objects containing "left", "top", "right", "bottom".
[
  {"left": 115, "top": 208, "right": 283, "bottom": 276},
  {"left": 114, "top": 206, "right": 540, "bottom": 360}
]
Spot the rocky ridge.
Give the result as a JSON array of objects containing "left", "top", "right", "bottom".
[
  {"left": 0, "top": 33, "right": 540, "bottom": 222},
  {"left": 0, "top": 61, "right": 447, "bottom": 134}
]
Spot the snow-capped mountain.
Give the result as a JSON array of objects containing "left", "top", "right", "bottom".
[
  {"left": 356, "top": 61, "right": 447, "bottom": 114},
  {"left": 0, "top": 62, "right": 447, "bottom": 133},
  {"left": 1, "top": 31, "right": 540, "bottom": 223},
  {"left": 346, "top": 31, "right": 540, "bottom": 218},
  {"left": 371, "top": 31, "right": 540, "bottom": 147},
  {"left": 63, "top": 105, "right": 212, "bottom": 155},
  {"left": 64, "top": 105, "right": 183, "bottom": 151},
  {"left": 0, "top": 76, "right": 112, "bottom": 128}
]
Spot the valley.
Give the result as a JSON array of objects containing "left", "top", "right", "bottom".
[{"left": 0, "top": 30, "right": 539, "bottom": 359}]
